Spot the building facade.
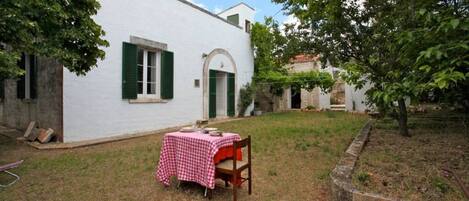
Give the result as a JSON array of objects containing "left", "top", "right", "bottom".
[
  {"left": 272, "top": 55, "right": 370, "bottom": 113},
  {"left": 0, "top": 0, "right": 255, "bottom": 142}
]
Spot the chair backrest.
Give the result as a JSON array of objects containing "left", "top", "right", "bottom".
[
  {"left": 232, "top": 136, "right": 251, "bottom": 170},
  {"left": 234, "top": 136, "right": 250, "bottom": 149}
]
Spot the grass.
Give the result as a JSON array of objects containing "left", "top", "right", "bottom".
[
  {"left": 0, "top": 111, "right": 367, "bottom": 201},
  {"left": 353, "top": 114, "right": 469, "bottom": 201}
]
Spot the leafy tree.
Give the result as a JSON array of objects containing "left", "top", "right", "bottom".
[
  {"left": 401, "top": 1, "right": 469, "bottom": 110},
  {"left": 273, "top": 0, "right": 468, "bottom": 136},
  {"left": 0, "top": 0, "right": 109, "bottom": 78}
]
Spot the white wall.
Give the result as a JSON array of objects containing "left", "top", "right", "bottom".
[
  {"left": 63, "top": 0, "right": 254, "bottom": 142},
  {"left": 218, "top": 3, "right": 255, "bottom": 31},
  {"left": 345, "top": 83, "right": 371, "bottom": 113}
]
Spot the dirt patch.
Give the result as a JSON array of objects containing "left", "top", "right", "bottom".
[{"left": 353, "top": 116, "right": 469, "bottom": 201}]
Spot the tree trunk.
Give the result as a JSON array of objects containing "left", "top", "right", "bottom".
[{"left": 398, "top": 99, "right": 411, "bottom": 137}]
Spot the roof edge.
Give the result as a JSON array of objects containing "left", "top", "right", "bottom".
[
  {"left": 176, "top": 0, "right": 243, "bottom": 30},
  {"left": 217, "top": 2, "right": 256, "bottom": 15}
]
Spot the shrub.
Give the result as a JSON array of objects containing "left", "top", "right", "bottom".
[
  {"left": 238, "top": 83, "right": 255, "bottom": 117},
  {"left": 432, "top": 177, "right": 451, "bottom": 194},
  {"left": 357, "top": 172, "right": 370, "bottom": 184},
  {"left": 306, "top": 105, "right": 316, "bottom": 110}
]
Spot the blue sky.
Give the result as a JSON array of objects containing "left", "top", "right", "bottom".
[{"left": 186, "top": 0, "right": 288, "bottom": 23}]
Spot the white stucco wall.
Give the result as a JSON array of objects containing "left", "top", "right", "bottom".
[
  {"left": 63, "top": 0, "right": 254, "bottom": 142},
  {"left": 345, "top": 83, "right": 370, "bottom": 113},
  {"left": 218, "top": 3, "right": 255, "bottom": 31}
]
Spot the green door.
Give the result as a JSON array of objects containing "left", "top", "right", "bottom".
[
  {"left": 227, "top": 73, "right": 235, "bottom": 117},
  {"left": 209, "top": 70, "right": 217, "bottom": 118}
]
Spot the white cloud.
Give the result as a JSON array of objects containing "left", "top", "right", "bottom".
[
  {"left": 186, "top": 0, "right": 206, "bottom": 9},
  {"left": 280, "top": 14, "right": 300, "bottom": 33},
  {"left": 283, "top": 14, "right": 300, "bottom": 25}
]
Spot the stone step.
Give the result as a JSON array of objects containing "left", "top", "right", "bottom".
[
  {"left": 330, "top": 104, "right": 346, "bottom": 111},
  {"left": 330, "top": 104, "right": 346, "bottom": 108},
  {"left": 330, "top": 108, "right": 346, "bottom": 111}
]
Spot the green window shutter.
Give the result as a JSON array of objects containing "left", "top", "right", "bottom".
[
  {"left": 160, "top": 50, "right": 174, "bottom": 99},
  {"left": 227, "top": 73, "right": 235, "bottom": 117},
  {"left": 0, "top": 79, "right": 4, "bottom": 100},
  {"left": 30, "top": 55, "right": 37, "bottom": 99},
  {"left": 17, "top": 53, "right": 26, "bottom": 99},
  {"left": 227, "top": 14, "right": 239, "bottom": 26},
  {"left": 122, "top": 42, "right": 138, "bottom": 99},
  {"left": 209, "top": 70, "right": 217, "bottom": 118}
]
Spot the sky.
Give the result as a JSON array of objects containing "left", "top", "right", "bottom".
[{"left": 186, "top": 0, "right": 290, "bottom": 24}]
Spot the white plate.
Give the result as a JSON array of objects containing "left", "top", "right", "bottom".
[{"left": 180, "top": 127, "right": 197, "bottom": 132}]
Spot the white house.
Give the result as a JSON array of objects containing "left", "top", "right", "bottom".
[{"left": 0, "top": 0, "right": 255, "bottom": 142}]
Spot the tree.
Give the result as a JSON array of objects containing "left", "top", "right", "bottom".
[
  {"left": 401, "top": 1, "right": 469, "bottom": 111},
  {"left": 273, "top": 0, "right": 468, "bottom": 136},
  {"left": 0, "top": 0, "right": 109, "bottom": 79}
]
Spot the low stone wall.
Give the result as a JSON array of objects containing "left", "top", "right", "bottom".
[{"left": 330, "top": 120, "right": 399, "bottom": 201}]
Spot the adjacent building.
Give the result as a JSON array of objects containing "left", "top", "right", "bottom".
[
  {"left": 0, "top": 0, "right": 255, "bottom": 142},
  {"left": 271, "top": 55, "right": 370, "bottom": 113}
]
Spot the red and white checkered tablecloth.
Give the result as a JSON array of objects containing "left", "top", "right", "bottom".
[{"left": 155, "top": 131, "right": 241, "bottom": 189}]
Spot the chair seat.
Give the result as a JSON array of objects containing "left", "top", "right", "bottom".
[{"left": 216, "top": 159, "right": 248, "bottom": 171}]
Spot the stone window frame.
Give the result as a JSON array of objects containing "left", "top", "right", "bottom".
[{"left": 128, "top": 36, "right": 170, "bottom": 104}]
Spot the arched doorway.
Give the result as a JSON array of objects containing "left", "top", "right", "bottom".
[{"left": 202, "top": 49, "right": 237, "bottom": 119}]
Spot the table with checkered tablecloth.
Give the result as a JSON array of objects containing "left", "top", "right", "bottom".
[{"left": 156, "top": 131, "right": 241, "bottom": 189}]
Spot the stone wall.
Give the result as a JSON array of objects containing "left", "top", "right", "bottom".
[
  {"left": 2, "top": 57, "right": 63, "bottom": 141},
  {"left": 330, "top": 120, "right": 398, "bottom": 201}
]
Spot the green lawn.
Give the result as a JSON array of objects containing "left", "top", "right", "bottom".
[{"left": 0, "top": 112, "right": 368, "bottom": 201}]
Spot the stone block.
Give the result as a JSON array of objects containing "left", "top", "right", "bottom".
[{"left": 37, "top": 128, "right": 54, "bottom": 143}]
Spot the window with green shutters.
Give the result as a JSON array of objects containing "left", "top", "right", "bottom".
[
  {"left": 17, "top": 53, "right": 37, "bottom": 99},
  {"left": 122, "top": 42, "right": 174, "bottom": 100},
  {"left": 227, "top": 73, "right": 235, "bottom": 117}
]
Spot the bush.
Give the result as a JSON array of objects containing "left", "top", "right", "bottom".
[
  {"left": 432, "top": 177, "right": 451, "bottom": 194},
  {"left": 238, "top": 83, "right": 255, "bottom": 117},
  {"left": 306, "top": 105, "right": 316, "bottom": 110},
  {"left": 356, "top": 172, "right": 370, "bottom": 184}
]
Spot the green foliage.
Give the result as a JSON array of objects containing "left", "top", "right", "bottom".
[
  {"left": 274, "top": 0, "right": 469, "bottom": 135},
  {"left": 356, "top": 172, "right": 371, "bottom": 184},
  {"left": 431, "top": 177, "right": 452, "bottom": 194},
  {"left": 306, "top": 105, "right": 316, "bottom": 110},
  {"left": 238, "top": 83, "right": 256, "bottom": 117},
  {"left": 0, "top": 0, "right": 109, "bottom": 78}
]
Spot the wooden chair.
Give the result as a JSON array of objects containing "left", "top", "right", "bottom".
[{"left": 215, "top": 136, "right": 252, "bottom": 201}]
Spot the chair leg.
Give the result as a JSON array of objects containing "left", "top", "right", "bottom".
[
  {"left": 248, "top": 167, "right": 252, "bottom": 195},
  {"left": 0, "top": 171, "right": 20, "bottom": 188},
  {"left": 208, "top": 188, "right": 213, "bottom": 200},
  {"left": 232, "top": 174, "right": 237, "bottom": 201}
]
